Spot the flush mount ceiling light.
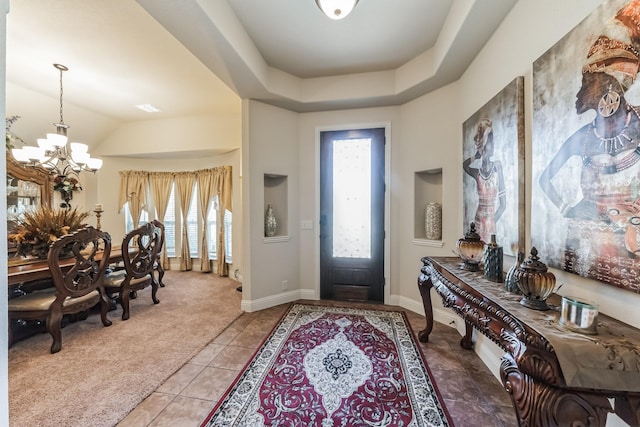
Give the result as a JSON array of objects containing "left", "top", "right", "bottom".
[
  {"left": 136, "top": 103, "right": 161, "bottom": 113},
  {"left": 315, "top": 0, "right": 359, "bottom": 20},
  {"left": 11, "top": 63, "right": 103, "bottom": 175}
]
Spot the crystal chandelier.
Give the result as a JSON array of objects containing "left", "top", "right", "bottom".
[
  {"left": 11, "top": 63, "right": 103, "bottom": 176},
  {"left": 315, "top": 0, "right": 359, "bottom": 20}
]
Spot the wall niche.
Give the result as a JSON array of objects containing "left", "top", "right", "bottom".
[
  {"left": 263, "top": 173, "right": 288, "bottom": 240},
  {"left": 414, "top": 168, "right": 444, "bottom": 247}
]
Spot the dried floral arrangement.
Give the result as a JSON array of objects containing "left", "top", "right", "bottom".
[{"left": 8, "top": 206, "right": 90, "bottom": 258}]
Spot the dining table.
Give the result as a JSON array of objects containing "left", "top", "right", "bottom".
[{"left": 7, "top": 247, "right": 124, "bottom": 287}]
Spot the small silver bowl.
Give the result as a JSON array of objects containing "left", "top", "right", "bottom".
[{"left": 559, "top": 296, "right": 599, "bottom": 335}]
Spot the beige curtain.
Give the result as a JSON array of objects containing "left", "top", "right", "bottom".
[
  {"left": 196, "top": 169, "right": 215, "bottom": 272},
  {"left": 118, "top": 171, "right": 148, "bottom": 228},
  {"left": 149, "top": 172, "right": 174, "bottom": 270},
  {"left": 174, "top": 172, "right": 195, "bottom": 271},
  {"left": 213, "top": 166, "right": 232, "bottom": 276},
  {"left": 119, "top": 166, "right": 232, "bottom": 275}
]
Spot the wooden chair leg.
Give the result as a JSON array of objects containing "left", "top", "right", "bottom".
[
  {"left": 151, "top": 280, "right": 160, "bottom": 305},
  {"left": 99, "top": 294, "right": 113, "bottom": 327},
  {"left": 46, "top": 309, "right": 63, "bottom": 354},
  {"left": 120, "top": 289, "right": 131, "bottom": 321},
  {"left": 156, "top": 263, "right": 165, "bottom": 287}
]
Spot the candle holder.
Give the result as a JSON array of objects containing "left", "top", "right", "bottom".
[{"left": 94, "top": 206, "right": 104, "bottom": 230}]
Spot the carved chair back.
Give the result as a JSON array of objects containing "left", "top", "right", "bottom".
[
  {"left": 122, "top": 221, "right": 162, "bottom": 280},
  {"left": 48, "top": 226, "right": 112, "bottom": 305},
  {"left": 151, "top": 219, "right": 165, "bottom": 254}
]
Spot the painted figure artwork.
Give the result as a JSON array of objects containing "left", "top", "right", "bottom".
[
  {"left": 532, "top": 0, "right": 640, "bottom": 293},
  {"left": 462, "top": 77, "right": 524, "bottom": 257}
]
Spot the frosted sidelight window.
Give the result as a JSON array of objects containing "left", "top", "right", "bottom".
[{"left": 332, "top": 138, "right": 371, "bottom": 258}]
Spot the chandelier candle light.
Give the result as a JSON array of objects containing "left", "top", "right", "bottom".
[{"left": 11, "top": 64, "right": 103, "bottom": 176}]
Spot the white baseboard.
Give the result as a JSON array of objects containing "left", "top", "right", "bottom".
[
  {"left": 395, "top": 294, "right": 502, "bottom": 382},
  {"left": 242, "top": 292, "right": 459, "bottom": 330},
  {"left": 395, "top": 294, "right": 460, "bottom": 331},
  {"left": 241, "top": 289, "right": 318, "bottom": 312}
]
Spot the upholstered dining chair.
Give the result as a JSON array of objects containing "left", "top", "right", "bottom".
[
  {"left": 104, "top": 221, "right": 162, "bottom": 320},
  {"left": 8, "top": 226, "right": 113, "bottom": 354},
  {"left": 151, "top": 219, "right": 166, "bottom": 287}
]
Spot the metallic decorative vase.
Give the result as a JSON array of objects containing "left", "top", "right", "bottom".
[
  {"left": 514, "top": 247, "right": 556, "bottom": 311},
  {"left": 559, "top": 296, "right": 599, "bottom": 335},
  {"left": 264, "top": 204, "right": 277, "bottom": 237},
  {"left": 504, "top": 251, "right": 524, "bottom": 294},
  {"left": 483, "top": 234, "right": 503, "bottom": 283},
  {"left": 424, "top": 202, "right": 442, "bottom": 240},
  {"left": 456, "top": 222, "right": 485, "bottom": 272}
]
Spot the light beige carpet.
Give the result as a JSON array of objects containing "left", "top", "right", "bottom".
[{"left": 8, "top": 270, "right": 243, "bottom": 427}]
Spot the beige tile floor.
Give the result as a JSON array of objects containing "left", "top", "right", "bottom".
[{"left": 117, "top": 301, "right": 517, "bottom": 427}]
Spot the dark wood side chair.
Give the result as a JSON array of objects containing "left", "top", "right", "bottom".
[
  {"left": 104, "top": 221, "right": 162, "bottom": 320},
  {"left": 7, "top": 226, "right": 113, "bottom": 354},
  {"left": 151, "top": 219, "right": 166, "bottom": 287}
]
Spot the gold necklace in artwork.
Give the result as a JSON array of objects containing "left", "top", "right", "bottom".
[
  {"left": 591, "top": 110, "right": 632, "bottom": 155},
  {"left": 584, "top": 109, "right": 640, "bottom": 174}
]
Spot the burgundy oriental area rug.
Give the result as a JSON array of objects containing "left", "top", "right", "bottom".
[{"left": 201, "top": 304, "right": 453, "bottom": 427}]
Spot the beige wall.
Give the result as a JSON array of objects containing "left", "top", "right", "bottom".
[
  {"left": 242, "top": 2, "right": 638, "bottom": 424},
  {"left": 7, "top": 1, "right": 638, "bottom": 425},
  {"left": 460, "top": 0, "right": 640, "bottom": 329},
  {"left": 242, "top": 100, "right": 299, "bottom": 307},
  {"left": 95, "top": 113, "right": 240, "bottom": 158},
  {"left": 89, "top": 113, "right": 243, "bottom": 276},
  {"left": 245, "top": 1, "right": 640, "bottom": 325},
  {"left": 297, "top": 109, "right": 399, "bottom": 302},
  {"left": 6, "top": 81, "right": 118, "bottom": 148},
  {"left": 93, "top": 151, "right": 241, "bottom": 273}
]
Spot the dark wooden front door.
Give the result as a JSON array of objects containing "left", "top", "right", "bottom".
[{"left": 320, "top": 128, "right": 385, "bottom": 302}]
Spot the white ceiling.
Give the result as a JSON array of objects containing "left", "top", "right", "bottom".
[{"left": 5, "top": 0, "right": 517, "bottom": 149}]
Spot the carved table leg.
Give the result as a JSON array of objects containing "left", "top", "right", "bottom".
[
  {"left": 615, "top": 395, "right": 640, "bottom": 426},
  {"left": 417, "top": 273, "right": 434, "bottom": 343},
  {"left": 460, "top": 321, "right": 473, "bottom": 349},
  {"left": 500, "top": 353, "right": 612, "bottom": 427}
]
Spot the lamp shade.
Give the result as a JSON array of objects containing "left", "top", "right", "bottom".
[
  {"left": 315, "top": 0, "right": 359, "bottom": 19},
  {"left": 86, "top": 158, "right": 103, "bottom": 171},
  {"left": 47, "top": 132, "right": 67, "bottom": 147},
  {"left": 70, "top": 142, "right": 88, "bottom": 153},
  {"left": 11, "top": 148, "right": 29, "bottom": 163},
  {"left": 23, "top": 146, "right": 45, "bottom": 163},
  {"left": 37, "top": 138, "right": 54, "bottom": 152},
  {"left": 71, "top": 150, "right": 90, "bottom": 166}
]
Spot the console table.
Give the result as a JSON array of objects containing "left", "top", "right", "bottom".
[{"left": 418, "top": 256, "right": 640, "bottom": 427}]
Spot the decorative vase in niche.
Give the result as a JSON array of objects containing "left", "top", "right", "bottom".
[
  {"left": 264, "top": 204, "right": 277, "bottom": 237},
  {"left": 483, "top": 234, "right": 503, "bottom": 283},
  {"left": 504, "top": 251, "right": 524, "bottom": 294},
  {"left": 424, "top": 202, "right": 442, "bottom": 240}
]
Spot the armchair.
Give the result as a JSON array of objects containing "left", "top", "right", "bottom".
[{"left": 8, "top": 226, "right": 113, "bottom": 353}]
